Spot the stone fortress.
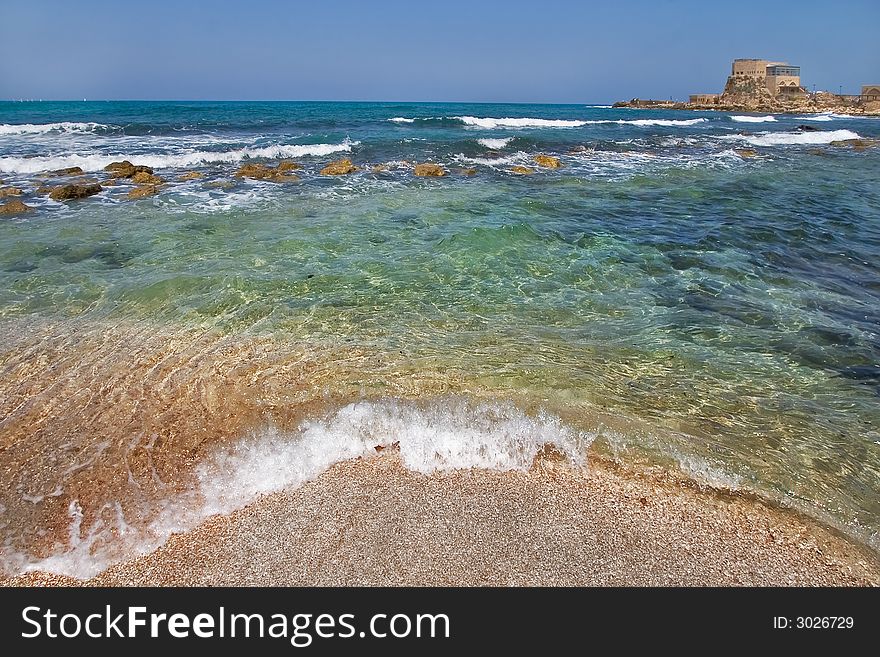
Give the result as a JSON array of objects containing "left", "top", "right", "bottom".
[
  {"left": 689, "top": 58, "right": 806, "bottom": 105},
  {"left": 616, "top": 57, "right": 880, "bottom": 115}
]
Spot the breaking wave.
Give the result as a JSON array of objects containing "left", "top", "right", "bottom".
[
  {"left": 0, "top": 122, "right": 111, "bottom": 136},
  {"left": 740, "top": 129, "right": 861, "bottom": 146},
  {"left": 0, "top": 140, "right": 359, "bottom": 174},
  {"left": 731, "top": 115, "right": 777, "bottom": 123},
  {"left": 6, "top": 398, "right": 592, "bottom": 578},
  {"left": 477, "top": 137, "right": 514, "bottom": 149},
  {"left": 456, "top": 116, "right": 587, "bottom": 128}
]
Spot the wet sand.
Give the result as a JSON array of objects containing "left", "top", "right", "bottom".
[{"left": 6, "top": 452, "right": 878, "bottom": 586}]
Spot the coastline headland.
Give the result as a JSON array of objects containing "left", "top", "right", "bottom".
[{"left": 615, "top": 56, "right": 880, "bottom": 116}]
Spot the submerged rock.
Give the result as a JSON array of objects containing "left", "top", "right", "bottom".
[
  {"left": 127, "top": 185, "right": 160, "bottom": 200},
  {"left": 205, "top": 180, "right": 235, "bottom": 189},
  {"left": 533, "top": 154, "right": 562, "bottom": 168},
  {"left": 104, "top": 161, "right": 153, "bottom": 178},
  {"left": 235, "top": 162, "right": 299, "bottom": 182},
  {"left": 459, "top": 168, "right": 478, "bottom": 175},
  {"left": 413, "top": 163, "right": 446, "bottom": 177},
  {"left": 178, "top": 171, "right": 204, "bottom": 181},
  {"left": 131, "top": 171, "right": 165, "bottom": 185},
  {"left": 48, "top": 183, "right": 102, "bottom": 201},
  {"left": 734, "top": 149, "right": 758, "bottom": 158},
  {"left": 320, "top": 159, "right": 358, "bottom": 175},
  {"left": 0, "top": 199, "right": 32, "bottom": 214},
  {"left": 48, "top": 166, "right": 85, "bottom": 176},
  {"left": 510, "top": 166, "right": 534, "bottom": 175},
  {"left": 830, "top": 138, "right": 879, "bottom": 151},
  {"left": 0, "top": 186, "right": 23, "bottom": 198}
]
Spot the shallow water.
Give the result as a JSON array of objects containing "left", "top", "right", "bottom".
[{"left": 1, "top": 101, "right": 879, "bottom": 576}]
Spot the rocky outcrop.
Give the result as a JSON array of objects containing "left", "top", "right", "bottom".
[
  {"left": 49, "top": 167, "right": 85, "bottom": 176},
  {"left": 131, "top": 171, "right": 165, "bottom": 185},
  {"left": 276, "top": 161, "right": 301, "bottom": 173},
  {"left": 48, "top": 183, "right": 102, "bottom": 201},
  {"left": 127, "top": 185, "right": 160, "bottom": 200},
  {"left": 0, "top": 186, "right": 23, "bottom": 198},
  {"left": 413, "top": 163, "right": 446, "bottom": 177},
  {"left": 734, "top": 149, "right": 758, "bottom": 158},
  {"left": 235, "top": 162, "right": 300, "bottom": 182},
  {"left": 510, "top": 166, "right": 534, "bottom": 175},
  {"left": 104, "top": 161, "right": 154, "bottom": 178},
  {"left": 178, "top": 171, "right": 204, "bottom": 181},
  {"left": 320, "top": 159, "right": 358, "bottom": 176},
  {"left": 0, "top": 199, "right": 32, "bottom": 214},
  {"left": 533, "top": 155, "right": 562, "bottom": 168}
]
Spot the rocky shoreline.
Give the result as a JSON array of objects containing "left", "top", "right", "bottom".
[{"left": 614, "top": 95, "right": 880, "bottom": 116}]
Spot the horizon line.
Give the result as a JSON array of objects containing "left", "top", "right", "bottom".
[{"left": 0, "top": 98, "right": 617, "bottom": 105}]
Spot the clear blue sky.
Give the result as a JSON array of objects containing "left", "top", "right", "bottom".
[{"left": 1, "top": 0, "right": 877, "bottom": 102}]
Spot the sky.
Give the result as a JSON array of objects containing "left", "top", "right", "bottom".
[{"left": 1, "top": 0, "right": 878, "bottom": 103}]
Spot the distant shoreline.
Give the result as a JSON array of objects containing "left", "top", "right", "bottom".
[{"left": 613, "top": 98, "right": 880, "bottom": 116}]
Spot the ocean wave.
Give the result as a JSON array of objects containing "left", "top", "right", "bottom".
[
  {"left": 0, "top": 140, "right": 359, "bottom": 174},
  {"left": 455, "top": 151, "right": 531, "bottom": 166},
  {"left": 740, "top": 129, "right": 860, "bottom": 146},
  {"left": 388, "top": 117, "right": 416, "bottom": 123},
  {"left": 793, "top": 114, "right": 836, "bottom": 122},
  {"left": 579, "top": 118, "right": 708, "bottom": 127},
  {"left": 0, "top": 121, "right": 111, "bottom": 136},
  {"left": 9, "top": 398, "right": 591, "bottom": 578},
  {"left": 477, "top": 137, "right": 514, "bottom": 149},
  {"left": 456, "top": 116, "right": 588, "bottom": 128},
  {"left": 730, "top": 115, "right": 777, "bottom": 123}
]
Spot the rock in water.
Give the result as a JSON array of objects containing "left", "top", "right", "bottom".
[
  {"left": 510, "top": 166, "right": 534, "bottom": 175},
  {"left": 413, "top": 163, "right": 446, "bottom": 177},
  {"left": 131, "top": 171, "right": 165, "bottom": 185},
  {"left": 235, "top": 163, "right": 274, "bottom": 179},
  {"left": 178, "top": 171, "right": 204, "bottom": 181},
  {"left": 49, "top": 166, "right": 85, "bottom": 176},
  {"left": 795, "top": 125, "right": 820, "bottom": 132},
  {"left": 533, "top": 155, "right": 562, "bottom": 168},
  {"left": 320, "top": 159, "right": 359, "bottom": 175},
  {"left": 104, "top": 161, "right": 153, "bottom": 178},
  {"left": 276, "top": 160, "right": 302, "bottom": 173},
  {"left": 0, "top": 199, "right": 32, "bottom": 214},
  {"left": 48, "top": 183, "right": 102, "bottom": 201},
  {"left": 830, "top": 138, "right": 879, "bottom": 151},
  {"left": 0, "top": 186, "right": 23, "bottom": 198},
  {"left": 734, "top": 149, "right": 758, "bottom": 158},
  {"left": 127, "top": 185, "right": 160, "bottom": 199}
]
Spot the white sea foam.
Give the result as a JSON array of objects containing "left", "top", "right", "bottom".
[
  {"left": 581, "top": 118, "right": 708, "bottom": 127},
  {"left": 793, "top": 113, "right": 835, "bottom": 122},
  {"left": 741, "top": 128, "right": 860, "bottom": 146},
  {"left": 456, "top": 116, "right": 588, "bottom": 128},
  {"left": 616, "top": 118, "right": 707, "bottom": 127},
  {"left": 0, "top": 121, "right": 109, "bottom": 136},
  {"left": 455, "top": 151, "right": 530, "bottom": 167},
  {"left": 0, "top": 140, "right": 359, "bottom": 174},
  {"left": 477, "top": 137, "right": 514, "bottom": 149},
  {"left": 9, "top": 398, "right": 591, "bottom": 578},
  {"left": 731, "top": 115, "right": 777, "bottom": 123},
  {"left": 388, "top": 117, "right": 416, "bottom": 123}
]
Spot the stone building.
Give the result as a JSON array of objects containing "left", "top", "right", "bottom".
[
  {"left": 730, "top": 58, "right": 803, "bottom": 96},
  {"left": 688, "top": 94, "right": 721, "bottom": 104},
  {"left": 862, "top": 85, "right": 880, "bottom": 100}
]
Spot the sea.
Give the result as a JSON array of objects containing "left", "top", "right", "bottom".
[{"left": 0, "top": 101, "right": 878, "bottom": 577}]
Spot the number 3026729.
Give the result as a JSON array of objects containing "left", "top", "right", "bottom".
[{"left": 774, "top": 617, "right": 854, "bottom": 629}]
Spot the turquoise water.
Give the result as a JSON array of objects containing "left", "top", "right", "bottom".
[{"left": 1, "top": 101, "right": 879, "bottom": 572}]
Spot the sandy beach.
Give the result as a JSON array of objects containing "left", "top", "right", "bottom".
[{"left": 5, "top": 451, "right": 877, "bottom": 587}]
